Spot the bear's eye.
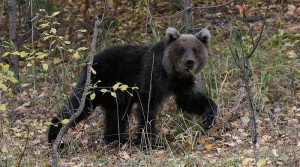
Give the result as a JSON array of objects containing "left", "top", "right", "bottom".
[
  {"left": 192, "top": 48, "right": 198, "bottom": 54},
  {"left": 177, "top": 48, "right": 185, "bottom": 54}
]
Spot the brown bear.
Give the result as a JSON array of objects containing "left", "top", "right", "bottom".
[{"left": 48, "top": 27, "right": 217, "bottom": 147}]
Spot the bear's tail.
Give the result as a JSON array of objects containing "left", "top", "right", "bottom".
[{"left": 48, "top": 66, "right": 95, "bottom": 145}]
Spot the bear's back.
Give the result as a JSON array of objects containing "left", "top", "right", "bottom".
[{"left": 92, "top": 45, "right": 149, "bottom": 87}]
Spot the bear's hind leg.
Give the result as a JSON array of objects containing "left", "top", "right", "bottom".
[
  {"left": 48, "top": 94, "right": 96, "bottom": 144},
  {"left": 48, "top": 67, "right": 96, "bottom": 144}
]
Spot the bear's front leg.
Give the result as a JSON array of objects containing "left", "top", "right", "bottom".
[
  {"left": 136, "top": 106, "right": 157, "bottom": 147},
  {"left": 135, "top": 93, "right": 161, "bottom": 148},
  {"left": 175, "top": 91, "right": 217, "bottom": 129}
]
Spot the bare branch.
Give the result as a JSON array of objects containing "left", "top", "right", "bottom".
[
  {"left": 50, "top": 17, "right": 101, "bottom": 167},
  {"left": 174, "top": 0, "right": 235, "bottom": 16},
  {"left": 17, "top": 124, "right": 30, "bottom": 167},
  {"left": 229, "top": 0, "right": 271, "bottom": 162},
  {"left": 246, "top": 0, "right": 270, "bottom": 58}
]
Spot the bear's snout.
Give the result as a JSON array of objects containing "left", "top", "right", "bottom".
[{"left": 185, "top": 60, "right": 195, "bottom": 70}]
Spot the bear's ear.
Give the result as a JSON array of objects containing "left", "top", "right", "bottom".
[
  {"left": 166, "top": 27, "right": 181, "bottom": 43},
  {"left": 195, "top": 28, "right": 211, "bottom": 46}
]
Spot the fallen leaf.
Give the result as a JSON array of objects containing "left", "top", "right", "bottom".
[
  {"left": 77, "top": 47, "right": 88, "bottom": 51},
  {"left": 241, "top": 116, "right": 250, "bottom": 125},
  {"left": 1, "top": 146, "right": 8, "bottom": 153},
  {"left": 0, "top": 103, "right": 7, "bottom": 110},
  {"left": 153, "top": 150, "right": 167, "bottom": 158},
  {"left": 257, "top": 159, "right": 267, "bottom": 167},
  {"left": 272, "top": 149, "right": 279, "bottom": 157},
  {"left": 42, "top": 63, "right": 48, "bottom": 71},
  {"left": 198, "top": 137, "right": 206, "bottom": 145},
  {"left": 287, "top": 50, "right": 297, "bottom": 58},
  {"left": 51, "top": 11, "right": 60, "bottom": 17},
  {"left": 72, "top": 52, "right": 81, "bottom": 59},
  {"left": 288, "top": 119, "right": 299, "bottom": 125},
  {"left": 242, "top": 158, "right": 254, "bottom": 166},
  {"left": 204, "top": 144, "right": 213, "bottom": 150},
  {"left": 287, "top": 4, "right": 296, "bottom": 15},
  {"left": 118, "top": 151, "right": 130, "bottom": 160},
  {"left": 235, "top": 4, "right": 248, "bottom": 17}
]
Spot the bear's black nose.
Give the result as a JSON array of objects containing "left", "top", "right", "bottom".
[{"left": 185, "top": 60, "right": 194, "bottom": 69}]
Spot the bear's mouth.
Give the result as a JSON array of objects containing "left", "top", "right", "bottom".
[
  {"left": 184, "top": 66, "right": 193, "bottom": 72},
  {"left": 184, "top": 67, "right": 195, "bottom": 75}
]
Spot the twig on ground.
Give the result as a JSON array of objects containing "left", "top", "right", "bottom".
[
  {"left": 17, "top": 124, "right": 30, "bottom": 167},
  {"left": 50, "top": 17, "right": 101, "bottom": 167}
]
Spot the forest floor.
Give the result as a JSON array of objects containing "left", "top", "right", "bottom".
[{"left": 1, "top": 0, "right": 300, "bottom": 166}]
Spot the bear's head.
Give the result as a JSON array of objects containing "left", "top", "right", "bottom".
[{"left": 162, "top": 27, "right": 210, "bottom": 79}]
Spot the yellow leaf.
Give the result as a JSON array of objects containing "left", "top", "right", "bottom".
[
  {"left": 51, "top": 11, "right": 60, "bottom": 17},
  {"left": 8, "top": 76, "right": 18, "bottom": 84},
  {"left": 42, "top": 63, "right": 48, "bottom": 71},
  {"left": 3, "top": 116, "right": 9, "bottom": 125},
  {"left": 100, "top": 89, "right": 109, "bottom": 93},
  {"left": 43, "top": 35, "right": 54, "bottom": 41},
  {"left": 120, "top": 84, "right": 128, "bottom": 91},
  {"left": 257, "top": 159, "right": 266, "bottom": 167},
  {"left": 0, "top": 103, "right": 7, "bottom": 111},
  {"left": 61, "top": 119, "right": 69, "bottom": 124},
  {"left": 36, "top": 52, "right": 48, "bottom": 59},
  {"left": 1, "top": 146, "right": 8, "bottom": 153},
  {"left": 132, "top": 87, "right": 139, "bottom": 90},
  {"left": 20, "top": 51, "right": 28, "bottom": 58},
  {"left": 11, "top": 51, "right": 20, "bottom": 55},
  {"left": 50, "top": 28, "right": 57, "bottom": 34},
  {"left": 77, "top": 47, "right": 88, "bottom": 51},
  {"left": 0, "top": 83, "right": 8, "bottom": 92},
  {"left": 50, "top": 40, "right": 56, "bottom": 46},
  {"left": 2, "top": 64, "right": 10, "bottom": 72},
  {"left": 2, "top": 52, "right": 10, "bottom": 57},
  {"left": 204, "top": 144, "right": 213, "bottom": 150},
  {"left": 53, "top": 58, "right": 62, "bottom": 65},
  {"left": 72, "top": 52, "right": 80, "bottom": 59},
  {"left": 111, "top": 92, "right": 116, "bottom": 98},
  {"left": 39, "top": 23, "right": 49, "bottom": 28},
  {"left": 90, "top": 93, "right": 96, "bottom": 100},
  {"left": 45, "top": 122, "right": 54, "bottom": 126},
  {"left": 77, "top": 29, "right": 87, "bottom": 32},
  {"left": 64, "top": 41, "right": 71, "bottom": 45},
  {"left": 113, "top": 82, "right": 122, "bottom": 90}
]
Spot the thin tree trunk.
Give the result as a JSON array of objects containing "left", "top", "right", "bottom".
[
  {"left": 181, "top": 0, "right": 193, "bottom": 33},
  {"left": 0, "top": 47, "right": 3, "bottom": 62},
  {"left": 8, "top": 0, "right": 20, "bottom": 84}
]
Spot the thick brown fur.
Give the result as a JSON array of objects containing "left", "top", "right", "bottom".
[{"left": 48, "top": 27, "right": 217, "bottom": 147}]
